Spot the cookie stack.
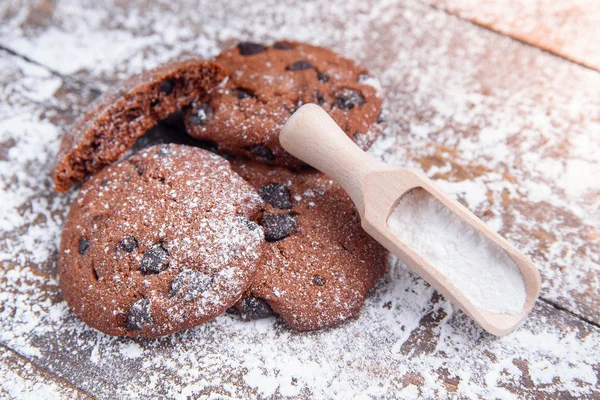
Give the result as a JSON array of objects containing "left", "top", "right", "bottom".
[{"left": 55, "top": 41, "right": 387, "bottom": 337}]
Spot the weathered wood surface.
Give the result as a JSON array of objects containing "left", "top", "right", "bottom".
[
  {"left": 426, "top": 0, "right": 600, "bottom": 71},
  {"left": 0, "top": 0, "right": 598, "bottom": 398},
  {"left": 0, "top": 345, "right": 92, "bottom": 400}
]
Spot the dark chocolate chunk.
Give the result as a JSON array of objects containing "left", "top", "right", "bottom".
[
  {"left": 78, "top": 238, "right": 90, "bottom": 255},
  {"left": 273, "top": 41, "right": 294, "bottom": 50},
  {"left": 189, "top": 103, "right": 214, "bottom": 126},
  {"left": 261, "top": 213, "right": 296, "bottom": 241},
  {"left": 240, "top": 297, "right": 274, "bottom": 320},
  {"left": 383, "top": 301, "right": 392, "bottom": 310},
  {"left": 311, "top": 275, "right": 326, "bottom": 286},
  {"left": 314, "top": 90, "right": 325, "bottom": 105},
  {"left": 127, "top": 298, "right": 153, "bottom": 330},
  {"left": 317, "top": 72, "right": 329, "bottom": 83},
  {"left": 238, "top": 42, "right": 267, "bottom": 56},
  {"left": 249, "top": 145, "right": 274, "bottom": 161},
  {"left": 233, "top": 88, "right": 254, "bottom": 99},
  {"left": 334, "top": 89, "right": 365, "bottom": 111},
  {"left": 140, "top": 243, "right": 169, "bottom": 274},
  {"left": 258, "top": 183, "right": 294, "bottom": 209},
  {"left": 119, "top": 236, "right": 139, "bottom": 253},
  {"left": 357, "top": 73, "right": 371, "bottom": 82},
  {"left": 287, "top": 60, "right": 314, "bottom": 71},
  {"left": 240, "top": 215, "right": 260, "bottom": 231},
  {"left": 170, "top": 269, "right": 213, "bottom": 302},
  {"left": 157, "top": 146, "right": 172, "bottom": 157},
  {"left": 159, "top": 79, "right": 175, "bottom": 94}
]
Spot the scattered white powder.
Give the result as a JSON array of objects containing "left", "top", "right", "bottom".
[
  {"left": 388, "top": 188, "right": 527, "bottom": 315},
  {"left": 0, "top": 0, "right": 599, "bottom": 398}
]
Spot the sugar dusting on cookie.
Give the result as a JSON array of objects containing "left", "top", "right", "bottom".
[
  {"left": 0, "top": 0, "right": 599, "bottom": 398},
  {"left": 59, "top": 144, "right": 265, "bottom": 337}
]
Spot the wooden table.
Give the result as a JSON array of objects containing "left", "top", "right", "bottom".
[{"left": 0, "top": 0, "right": 598, "bottom": 398}]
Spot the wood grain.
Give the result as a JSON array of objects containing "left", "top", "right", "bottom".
[
  {"left": 426, "top": 0, "right": 600, "bottom": 71},
  {"left": 0, "top": 0, "right": 598, "bottom": 398},
  {"left": 0, "top": 345, "right": 92, "bottom": 399}
]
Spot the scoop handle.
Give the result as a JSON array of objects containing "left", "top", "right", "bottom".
[
  {"left": 280, "top": 104, "right": 389, "bottom": 213},
  {"left": 281, "top": 104, "right": 541, "bottom": 336}
]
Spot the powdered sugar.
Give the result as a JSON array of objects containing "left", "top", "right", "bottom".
[
  {"left": 427, "top": 0, "right": 600, "bottom": 71},
  {"left": 388, "top": 188, "right": 526, "bottom": 315}
]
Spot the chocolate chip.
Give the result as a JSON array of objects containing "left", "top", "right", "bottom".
[
  {"left": 314, "top": 90, "right": 325, "bottom": 105},
  {"left": 170, "top": 269, "right": 213, "bottom": 302},
  {"left": 159, "top": 79, "right": 175, "bottom": 94},
  {"left": 238, "top": 216, "right": 260, "bottom": 231},
  {"left": 357, "top": 73, "right": 371, "bottom": 82},
  {"left": 157, "top": 146, "right": 172, "bottom": 157},
  {"left": 383, "top": 301, "right": 392, "bottom": 310},
  {"left": 317, "top": 72, "right": 329, "bottom": 83},
  {"left": 232, "top": 88, "right": 254, "bottom": 100},
  {"left": 240, "top": 297, "right": 273, "bottom": 320},
  {"left": 226, "top": 306, "right": 238, "bottom": 315},
  {"left": 78, "top": 238, "right": 90, "bottom": 255},
  {"left": 273, "top": 41, "right": 294, "bottom": 50},
  {"left": 127, "top": 298, "right": 153, "bottom": 330},
  {"left": 189, "top": 103, "right": 214, "bottom": 126},
  {"left": 119, "top": 236, "right": 138, "bottom": 253},
  {"left": 100, "top": 179, "right": 110, "bottom": 186},
  {"left": 311, "top": 275, "right": 326, "bottom": 286},
  {"left": 377, "top": 111, "right": 385, "bottom": 124},
  {"left": 334, "top": 89, "right": 365, "bottom": 111},
  {"left": 258, "top": 183, "right": 294, "bottom": 209},
  {"left": 238, "top": 42, "right": 267, "bottom": 56},
  {"left": 287, "top": 60, "right": 314, "bottom": 71},
  {"left": 261, "top": 213, "right": 296, "bottom": 241},
  {"left": 249, "top": 145, "right": 274, "bottom": 161},
  {"left": 140, "top": 243, "right": 169, "bottom": 274}
]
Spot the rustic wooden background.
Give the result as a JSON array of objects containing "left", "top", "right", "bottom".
[{"left": 0, "top": 0, "right": 598, "bottom": 398}]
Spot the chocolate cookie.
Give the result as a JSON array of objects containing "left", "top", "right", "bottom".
[
  {"left": 231, "top": 160, "right": 387, "bottom": 330},
  {"left": 184, "top": 41, "right": 384, "bottom": 168},
  {"left": 53, "top": 59, "right": 226, "bottom": 192},
  {"left": 59, "top": 144, "right": 264, "bottom": 337}
]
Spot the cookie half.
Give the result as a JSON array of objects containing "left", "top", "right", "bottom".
[
  {"left": 59, "top": 144, "right": 264, "bottom": 337},
  {"left": 231, "top": 160, "right": 387, "bottom": 330},
  {"left": 184, "top": 41, "right": 384, "bottom": 168},
  {"left": 53, "top": 60, "right": 226, "bottom": 192}
]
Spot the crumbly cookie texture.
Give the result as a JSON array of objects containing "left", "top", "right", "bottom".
[
  {"left": 59, "top": 144, "right": 265, "bottom": 337},
  {"left": 231, "top": 160, "right": 387, "bottom": 330},
  {"left": 184, "top": 41, "right": 384, "bottom": 168},
  {"left": 53, "top": 60, "right": 226, "bottom": 192}
]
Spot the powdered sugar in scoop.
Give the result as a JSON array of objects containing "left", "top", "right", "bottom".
[{"left": 388, "top": 188, "right": 527, "bottom": 314}]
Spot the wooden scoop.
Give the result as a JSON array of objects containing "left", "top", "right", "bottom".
[{"left": 280, "top": 104, "right": 541, "bottom": 336}]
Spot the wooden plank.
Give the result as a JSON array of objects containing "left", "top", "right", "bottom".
[
  {"left": 425, "top": 0, "right": 600, "bottom": 71},
  {"left": 0, "top": 1, "right": 599, "bottom": 398},
  {"left": 0, "top": 345, "right": 92, "bottom": 400},
  {"left": 0, "top": 259, "right": 598, "bottom": 398}
]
